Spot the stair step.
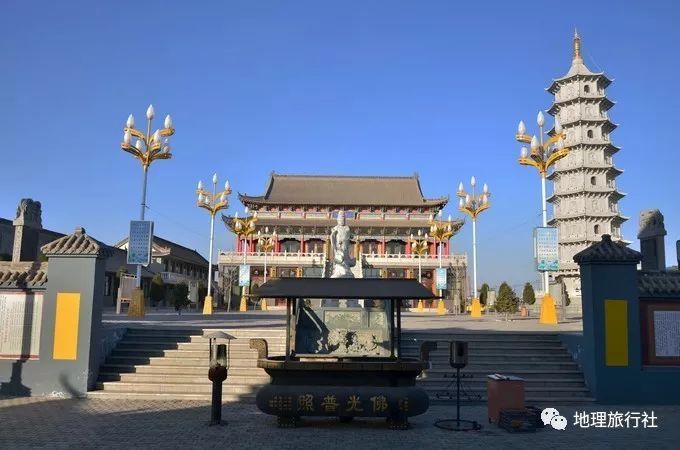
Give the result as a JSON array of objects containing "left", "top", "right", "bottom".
[
  {"left": 417, "top": 354, "right": 574, "bottom": 361},
  {"left": 429, "top": 396, "right": 595, "bottom": 404},
  {"left": 425, "top": 386, "right": 591, "bottom": 396},
  {"left": 116, "top": 341, "right": 287, "bottom": 350},
  {"left": 96, "top": 382, "right": 261, "bottom": 394},
  {"left": 425, "top": 362, "right": 579, "bottom": 370},
  {"left": 401, "top": 341, "right": 563, "bottom": 348},
  {"left": 425, "top": 367, "right": 583, "bottom": 380},
  {"left": 417, "top": 378, "right": 586, "bottom": 388},
  {"left": 99, "top": 364, "right": 266, "bottom": 376},
  {"left": 104, "top": 356, "right": 258, "bottom": 367},
  {"left": 110, "top": 349, "right": 265, "bottom": 358},
  {"left": 87, "top": 391, "right": 254, "bottom": 402},
  {"left": 98, "top": 372, "right": 271, "bottom": 384}
]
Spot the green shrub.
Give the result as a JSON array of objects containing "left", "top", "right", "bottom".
[
  {"left": 495, "top": 282, "right": 519, "bottom": 320},
  {"left": 150, "top": 274, "right": 165, "bottom": 306},
  {"left": 479, "top": 283, "right": 489, "bottom": 306},
  {"left": 172, "top": 282, "right": 190, "bottom": 313},
  {"left": 522, "top": 282, "right": 536, "bottom": 305}
]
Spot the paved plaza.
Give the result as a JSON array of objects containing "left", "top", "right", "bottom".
[
  {"left": 0, "top": 397, "right": 677, "bottom": 449},
  {"left": 102, "top": 308, "right": 583, "bottom": 333}
]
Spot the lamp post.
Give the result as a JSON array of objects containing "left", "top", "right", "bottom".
[
  {"left": 457, "top": 177, "right": 491, "bottom": 317},
  {"left": 515, "top": 111, "right": 569, "bottom": 296},
  {"left": 120, "top": 105, "right": 174, "bottom": 315},
  {"left": 228, "top": 209, "right": 258, "bottom": 311},
  {"left": 205, "top": 331, "right": 234, "bottom": 426},
  {"left": 256, "top": 227, "right": 276, "bottom": 311},
  {"left": 196, "top": 174, "right": 231, "bottom": 315},
  {"left": 410, "top": 230, "right": 429, "bottom": 312},
  {"left": 430, "top": 211, "right": 461, "bottom": 315}
]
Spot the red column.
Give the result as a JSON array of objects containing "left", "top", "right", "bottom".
[
  {"left": 300, "top": 233, "right": 305, "bottom": 253},
  {"left": 236, "top": 236, "right": 241, "bottom": 253},
  {"left": 430, "top": 240, "right": 436, "bottom": 256},
  {"left": 275, "top": 239, "right": 281, "bottom": 253},
  {"left": 405, "top": 239, "right": 411, "bottom": 256}
]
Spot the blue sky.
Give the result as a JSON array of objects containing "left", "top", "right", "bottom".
[{"left": 1, "top": 1, "right": 679, "bottom": 291}]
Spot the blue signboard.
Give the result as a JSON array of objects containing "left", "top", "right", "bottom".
[
  {"left": 239, "top": 265, "right": 251, "bottom": 287},
  {"left": 435, "top": 268, "right": 447, "bottom": 290},
  {"left": 534, "top": 227, "right": 559, "bottom": 272},
  {"left": 127, "top": 220, "right": 153, "bottom": 266}
]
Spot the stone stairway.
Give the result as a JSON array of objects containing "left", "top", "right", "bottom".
[
  {"left": 90, "top": 328, "right": 592, "bottom": 405},
  {"left": 403, "top": 332, "right": 593, "bottom": 405},
  {"left": 88, "top": 328, "right": 286, "bottom": 401}
]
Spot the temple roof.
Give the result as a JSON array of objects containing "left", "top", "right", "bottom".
[
  {"left": 239, "top": 173, "right": 448, "bottom": 207},
  {"left": 0, "top": 262, "right": 48, "bottom": 288},
  {"left": 573, "top": 234, "right": 640, "bottom": 264},
  {"left": 41, "top": 227, "right": 112, "bottom": 257},
  {"left": 114, "top": 235, "right": 208, "bottom": 267},
  {"left": 639, "top": 271, "right": 680, "bottom": 298}
]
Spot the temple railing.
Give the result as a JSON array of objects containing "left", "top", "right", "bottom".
[
  {"left": 218, "top": 251, "right": 326, "bottom": 266},
  {"left": 362, "top": 253, "right": 467, "bottom": 268},
  {"left": 217, "top": 250, "right": 467, "bottom": 269}
]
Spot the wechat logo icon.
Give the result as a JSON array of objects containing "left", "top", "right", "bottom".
[{"left": 542, "top": 407, "right": 567, "bottom": 431}]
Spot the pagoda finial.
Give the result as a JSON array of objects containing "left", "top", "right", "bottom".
[{"left": 573, "top": 29, "right": 582, "bottom": 63}]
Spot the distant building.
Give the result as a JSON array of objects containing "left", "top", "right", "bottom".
[
  {"left": 220, "top": 173, "right": 468, "bottom": 309},
  {"left": 113, "top": 235, "right": 209, "bottom": 287},
  {"left": 546, "top": 32, "right": 628, "bottom": 306},
  {"left": 2, "top": 198, "right": 208, "bottom": 307}
]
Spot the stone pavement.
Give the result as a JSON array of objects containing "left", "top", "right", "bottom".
[
  {"left": 103, "top": 308, "right": 583, "bottom": 333},
  {"left": 1, "top": 397, "right": 676, "bottom": 449}
]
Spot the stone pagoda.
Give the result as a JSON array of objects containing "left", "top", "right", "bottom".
[{"left": 546, "top": 32, "right": 628, "bottom": 308}]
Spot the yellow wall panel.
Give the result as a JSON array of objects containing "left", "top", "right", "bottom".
[
  {"left": 53, "top": 293, "right": 80, "bottom": 360},
  {"left": 604, "top": 299, "right": 628, "bottom": 367}
]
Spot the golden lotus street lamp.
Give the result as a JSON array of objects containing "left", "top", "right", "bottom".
[
  {"left": 410, "top": 230, "right": 429, "bottom": 312},
  {"left": 429, "top": 211, "right": 463, "bottom": 315},
  {"left": 227, "top": 208, "right": 258, "bottom": 311},
  {"left": 256, "top": 227, "right": 277, "bottom": 311},
  {"left": 457, "top": 177, "right": 490, "bottom": 317},
  {"left": 120, "top": 105, "right": 174, "bottom": 315},
  {"left": 196, "top": 174, "right": 232, "bottom": 315},
  {"left": 515, "top": 111, "right": 569, "bottom": 300}
]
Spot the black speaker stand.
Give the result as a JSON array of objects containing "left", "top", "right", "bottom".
[{"left": 434, "top": 367, "right": 482, "bottom": 432}]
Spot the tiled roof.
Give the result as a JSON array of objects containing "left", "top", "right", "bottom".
[
  {"left": 573, "top": 234, "right": 641, "bottom": 264},
  {"left": 239, "top": 173, "right": 448, "bottom": 207},
  {"left": 152, "top": 236, "right": 208, "bottom": 267},
  {"left": 639, "top": 271, "right": 680, "bottom": 298},
  {"left": 41, "top": 227, "right": 112, "bottom": 257},
  {"left": 0, "top": 262, "right": 48, "bottom": 288},
  {"left": 114, "top": 235, "right": 208, "bottom": 267}
]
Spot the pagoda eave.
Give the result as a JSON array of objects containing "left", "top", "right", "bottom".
[
  {"left": 547, "top": 72, "right": 612, "bottom": 94},
  {"left": 548, "top": 97, "right": 615, "bottom": 116}
]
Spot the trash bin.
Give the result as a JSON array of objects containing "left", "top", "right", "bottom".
[{"left": 487, "top": 374, "right": 525, "bottom": 424}]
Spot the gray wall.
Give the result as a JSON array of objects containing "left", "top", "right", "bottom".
[{"left": 0, "top": 254, "right": 105, "bottom": 397}]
